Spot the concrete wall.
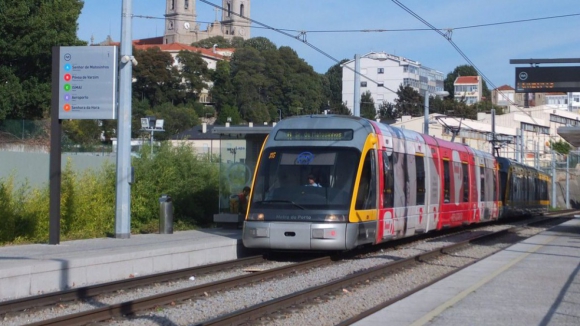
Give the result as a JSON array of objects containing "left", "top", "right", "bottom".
[{"left": 0, "top": 151, "right": 114, "bottom": 187}]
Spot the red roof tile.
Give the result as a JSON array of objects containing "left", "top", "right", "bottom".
[
  {"left": 495, "top": 85, "right": 514, "bottom": 91},
  {"left": 455, "top": 76, "right": 480, "bottom": 84}
]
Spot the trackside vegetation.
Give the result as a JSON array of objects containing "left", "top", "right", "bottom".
[{"left": 0, "top": 143, "right": 219, "bottom": 245}]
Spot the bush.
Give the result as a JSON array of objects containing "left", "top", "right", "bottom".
[{"left": 0, "top": 142, "right": 220, "bottom": 245}]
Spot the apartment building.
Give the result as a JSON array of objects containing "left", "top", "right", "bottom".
[
  {"left": 453, "top": 76, "right": 482, "bottom": 105},
  {"left": 341, "top": 52, "right": 445, "bottom": 113}
]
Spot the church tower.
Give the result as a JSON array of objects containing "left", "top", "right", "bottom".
[
  {"left": 221, "top": 0, "right": 251, "bottom": 39},
  {"left": 164, "top": 0, "right": 251, "bottom": 45},
  {"left": 164, "top": 0, "right": 197, "bottom": 44}
]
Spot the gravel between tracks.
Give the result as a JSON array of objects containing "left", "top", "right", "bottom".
[{"left": 2, "top": 222, "right": 555, "bottom": 326}]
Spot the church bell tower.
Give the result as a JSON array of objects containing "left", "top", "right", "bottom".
[
  {"left": 164, "top": 0, "right": 197, "bottom": 44},
  {"left": 221, "top": 0, "right": 251, "bottom": 39}
]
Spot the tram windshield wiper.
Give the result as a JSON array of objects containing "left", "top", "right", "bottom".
[{"left": 260, "top": 200, "right": 306, "bottom": 210}]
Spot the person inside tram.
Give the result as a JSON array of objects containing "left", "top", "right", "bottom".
[{"left": 306, "top": 174, "right": 322, "bottom": 187}]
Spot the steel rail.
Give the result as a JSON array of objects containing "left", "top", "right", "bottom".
[
  {"left": 0, "top": 255, "right": 264, "bottom": 315},
  {"left": 24, "top": 256, "right": 334, "bottom": 326},
  {"left": 198, "top": 228, "right": 515, "bottom": 325}
]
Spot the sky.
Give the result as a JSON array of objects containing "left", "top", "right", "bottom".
[{"left": 77, "top": 0, "right": 579, "bottom": 89}]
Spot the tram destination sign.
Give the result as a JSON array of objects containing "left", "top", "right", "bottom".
[
  {"left": 275, "top": 129, "right": 354, "bottom": 141},
  {"left": 515, "top": 66, "right": 580, "bottom": 93},
  {"left": 57, "top": 46, "right": 118, "bottom": 119}
]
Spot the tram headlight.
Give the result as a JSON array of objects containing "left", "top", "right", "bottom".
[
  {"left": 324, "top": 214, "right": 347, "bottom": 222},
  {"left": 247, "top": 213, "right": 265, "bottom": 221}
]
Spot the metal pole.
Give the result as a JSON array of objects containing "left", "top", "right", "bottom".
[
  {"left": 551, "top": 149, "right": 556, "bottom": 209},
  {"left": 115, "top": 0, "right": 133, "bottom": 239},
  {"left": 353, "top": 54, "right": 360, "bottom": 117},
  {"left": 150, "top": 130, "right": 153, "bottom": 157},
  {"left": 566, "top": 154, "right": 570, "bottom": 209},
  {"left": 520, "top": 129, "right": 525, "bottom": 164},
  {"left": 515, "top": 128, "right": 520, "bottom": 162},
  {"left": 49, "top": 47, "right": 62, "bottom": 245},
  {"left": 424, "top": 91, "right": 429, "bottom": 135},
  {"left": 491, "top": 109, "right": 495, "bottom": 155}
]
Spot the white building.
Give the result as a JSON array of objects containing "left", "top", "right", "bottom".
[
  {"left": 389, "top": 105, "right": 580, "bottom": 167},
  {"left": 341, "top": 52, "right": 445, "bottom": 113},
  {"left": 454, "top": 76, "right": 483, "bottom": 105}
]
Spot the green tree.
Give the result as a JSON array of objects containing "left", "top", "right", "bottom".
[
  {"left": 360, "top": 91, "right": 376, "bottom": 120},
  {"left": 323, "top": 59, "right": 348, "bottom": 109},
  {"left": 132, "top": 47, "right": 184, "bottom": 106},
  {"left": 377, "top": 101, "right": 397, "bottom": 121},
  {"left": 176, "top": 50, "right": 210, "bottom": 102},
  {"left": 395, "top": 85, "right": 423, "bottom": 117},
  {"left": 550, "top": 140, "right": 573, "bottom": 155},
  {"left": 191, "top": 35, "right": 245, "bottom": 49},
  {"left": 216, "top": 104, "right": 242, "bottom": 125},
  {"left": 0, "top": 0, "right": 86, "bottom": 119},
  {"left": 150, "top": 103, "right": 199, "bottom": 140},
  {"left": 210, "top": 61, "right": 236, "bottom": 110}
]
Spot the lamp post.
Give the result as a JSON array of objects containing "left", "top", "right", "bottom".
[
  {"left": 277, "top": 109, "right": 282, "bottom": 121},
  {"left": 140, "top": 116, "right": 164, "bottom": 157},
  {"left": 424, "top": 90, "right": 449, "bottom": 135}
]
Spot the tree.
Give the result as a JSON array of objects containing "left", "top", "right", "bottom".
[
  {"left": 210, "top": 61, "right": 236, "bottom": 110},
  {"left": 151, "top": 103, "right": 199, "bottom": 140},
  {"left": 550, "top": 140, "right": 573, "bottom": 155},
  {"left": 176, "top": 50, "right": 210, "bottom": 102},
  {"left": 132, "top": 47, "right": 184, "bottom": 106},
  {"left": 395, "top": 85, "right": 423, "bottom": 117},
  {"left": 360, "top": 91, "right": 376, "bottom": 120},
  {"left": 377, "top": 101, "right": 397, "bottom": 121},
  {"left": 0, "top": 0, "right": 86, "bottom": 119},
  {"left": 191, "top": 36, "right": 245, "bottom": 49}
]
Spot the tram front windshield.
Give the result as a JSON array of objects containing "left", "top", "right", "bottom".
[{"left": 250, "top": 147, "right": 360, "bottom": 211}]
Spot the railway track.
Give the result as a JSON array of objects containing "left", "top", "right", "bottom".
[
  {"left": 201, "top": 217, "right": 569, "bottom": 325},
  {"left": 3, "top": 213, "right": 574, "bottom": 326}
]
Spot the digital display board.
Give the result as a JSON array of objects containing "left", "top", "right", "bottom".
[
  {"left": 275, "top": 129, "right": 354, "bottom": 141},
  {"left": 515, "top": 66, "right": 580, "bottom": 93}
]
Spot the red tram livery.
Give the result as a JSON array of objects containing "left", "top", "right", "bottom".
[{"left": 242, "top": 115, "right": 549, "bottom": 251}]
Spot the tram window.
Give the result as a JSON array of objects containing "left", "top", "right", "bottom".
[
  {"left": 416, "top": 156, "right": 425, "bottom": 205},
  {"left": 356, "top": 150, "right": 376, "bottom": 210},
  {"left": 443, "top": 160, "right": 450, "bottom": 203},
  {"left": 462, "top": 163, "right": 469, "bottom": 202},
  {"left": 383, "top": 152, "right": 394, "bottom": 208},
  {"left": 480, "top": 166, "right": 485, "bottom": 201}
]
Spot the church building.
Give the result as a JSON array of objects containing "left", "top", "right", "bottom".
[{"left": 164, "top": 0, "right": 251, "bottom": 44}]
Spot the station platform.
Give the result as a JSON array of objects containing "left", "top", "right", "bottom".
[
  {"left": 354, "top": 218, "right": 580, "bottom": 326},
  {"left": 0, "top": 228, "right": 245, "bottom": 301}
]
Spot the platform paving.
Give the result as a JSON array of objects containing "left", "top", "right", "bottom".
[
  {"left": 0, "top": 228, "right": 245, "bottom": 301},
  {"left": 354, "top": 218, "right": 580, "bottom": 326}
]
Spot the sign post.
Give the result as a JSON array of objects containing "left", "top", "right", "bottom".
[{"left": 49, "top": 46, "right": 118, "bottom": 244}]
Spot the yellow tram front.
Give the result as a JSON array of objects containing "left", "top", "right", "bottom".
[{"left": 242, "top": 115, "right": 378, "bottom": 251}]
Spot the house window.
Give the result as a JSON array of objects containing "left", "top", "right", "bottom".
[
  {"left": 171, "top": 0, "right": 175, "bottom": 10},
  {"left": 227, "top": 3, "right": 231, "bottom": 16},
  {"left": 378, "top": 83, "right": 384, "bottom": 87},
  {"left": 361, "top": 81, "right": 367, "bottom": 87},
  {"left": 378, "top": 68, "right": 384, "bottom": 74},
  {"left": 185, "top": 0, "right": 189, "bottom": 9},
  {"left": 240, "top": 4, "right": 245, "bottom": 16}
]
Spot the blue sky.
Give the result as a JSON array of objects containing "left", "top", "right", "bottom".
[{"left": 77, "top": 0, "right": 579, "bottom": 89}]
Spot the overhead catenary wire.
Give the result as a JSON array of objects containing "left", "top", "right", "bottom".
[
  {"left": 142, "top": 1, "right": 571, "bottom": 120},
  {"left": 390, "top": 0, "right": 542, "bottom": 126}
]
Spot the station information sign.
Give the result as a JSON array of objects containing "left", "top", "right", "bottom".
[
  {"left": 57, "top": 46, "right": 118, "bottom": 119},
  {"left": 515, "top": 66, "right": 580, "bottom": 93}
]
